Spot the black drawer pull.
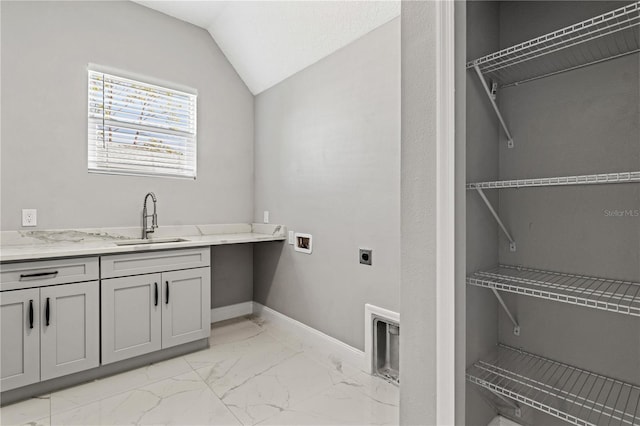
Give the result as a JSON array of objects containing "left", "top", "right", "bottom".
[
  {"left": 20, "top": 271, "right": 59, "bottom": 281},
  {"left": 165, "top": 281, "right": 169, "bottom": 304},
  {"left": 154, "top": 282, "right": 158, "bottom": 306},
  {"left": 29, "top": 300, "right": 34, "bottom": 329},
  {"left": 45, "top": 297, "right": 50, "bottom": 326}
]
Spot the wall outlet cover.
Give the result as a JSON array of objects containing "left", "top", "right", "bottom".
[
  {"left": 263, "top": 211, "right": 269, "bottom": 224},
  {"left": 22, "top": 209, "right": 37, "bottom": 227},
  {"left": 288, "top": 231, "right": 294, "bottom": 245}
]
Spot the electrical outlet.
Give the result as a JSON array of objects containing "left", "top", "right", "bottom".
[
  {"left": 263, "top": 211, "right": 269, "bottom": 224},
  {"left": 22, "top": 209, "right": 37, "bottom": 227},
  {"left": 359, "top": 249, "right": 372, "bottom": 265},
  {"left": 288, "top": 231, "right": 294, "bottom": 245}
]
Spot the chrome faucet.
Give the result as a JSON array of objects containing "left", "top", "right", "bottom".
[{"left": 142, "top": 192, "right": 158, "bottom": 239}]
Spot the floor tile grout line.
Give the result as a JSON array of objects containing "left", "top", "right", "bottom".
[
  {"left": 49, "top": 369, "right": 212, "bottom": 425},
  {"left": 194, "top": 363, "right": 252, "bottom": 425},
  {"left": 192, "top": 369, "right": 246, "bottom": 426},
  {"left": 48, "top": 360, "right": 194, "bottom": 418},
  {"left": 249, "top": 316, "right": 364, "bottom": 379},
  {"left": 249, "top": 363, "right": 400, "bottom": 425},
  {"left": 202, "top": 335, "right": 357, "bottom": 425},
  {"left": 260, "top": 325, "right": 363, "bottom": 383},
  {"left": 252, "top": 369, "right": 350, "bottom": 426},
  {"left": 253, "top": 318, "right": 370, "bottom": 384},
  {"left": 249, "top": 318, "right": 305, "bottom": 354},
  {"left": 192, "top": 338, "right": 331, "bottom": 426}
]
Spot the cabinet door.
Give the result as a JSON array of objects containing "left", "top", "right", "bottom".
[
  {"left": 162, "top": 268, "right": 210, "bottom": 348},
  {"left": 101, "top": 274, "right": 161, "bottom": 364},
  {"left": 40, "top": 281, "right": 99, "bottom": 380},
  {"left": 0, "top": 288, "right": 40, "bottom": 391}
]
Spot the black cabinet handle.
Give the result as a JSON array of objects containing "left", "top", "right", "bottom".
[
  {"left": 154, "top": 282, "right": 158, "bottom": 306},
  {"left": 45, "top": 297, "right": 50, "bottom": 326},
  {"left": 20, "top": 271, "right": 58, "bottom": 281},
  {"left": 29, "top": 300, "right": 34, "bottom": 329},
  {"left": 165, "top": 281, "right": 169, "bottom": 304}
]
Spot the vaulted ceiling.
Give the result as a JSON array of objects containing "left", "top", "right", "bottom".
[{"left": 133, "top": 1, "right": 400, "bottom": 95}]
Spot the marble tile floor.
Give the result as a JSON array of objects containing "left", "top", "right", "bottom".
[{"left": 0, "top": 316, "right": 399, "bottom": 426}]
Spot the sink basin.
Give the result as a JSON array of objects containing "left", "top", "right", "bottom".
[{"left": 115, "top": 237, "right": 189, "bottom": 246}]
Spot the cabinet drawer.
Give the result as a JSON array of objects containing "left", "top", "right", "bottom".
[
  {"left": 101, "top": 247, "right": 210, "bottom": 278},
  {"left": 0, "top": 257, "right": 99, "bottom": 291}
]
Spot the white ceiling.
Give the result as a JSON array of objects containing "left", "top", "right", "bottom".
[{"left": 133, "top": 1, "right": 400, "bottom": 95}]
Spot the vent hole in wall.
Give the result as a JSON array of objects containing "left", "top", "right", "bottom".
[{"left": 373, "top": 316, "right": 399, "bottom": 385}]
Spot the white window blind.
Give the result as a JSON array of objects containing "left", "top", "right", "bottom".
[{"left": 88, "top": 69, "right": 197, "bottom": 179}]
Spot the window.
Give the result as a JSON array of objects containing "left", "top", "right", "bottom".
[{"left": 88, "top": 68, "right": 197, "bottom": 179}]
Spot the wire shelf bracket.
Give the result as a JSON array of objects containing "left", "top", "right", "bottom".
[
  {"left": 475, "top": 188, "right": 517, "bottom": 252},
  {"left": 467, "top": 345, "right": 640, "bottom": 426},
  {"left": 492, "top": 288, "right": 521, "bottom": 336},
  {"left": 473, "top": 64, "right": 515, "bottom": 148},
  {"left": 477, "top": 385, "right": 523, "bottom": 419},
  {"left": 467, "top": 265, "right": 640, "bottom": 317}
]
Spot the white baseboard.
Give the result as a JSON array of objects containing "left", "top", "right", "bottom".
[
  {"left": 252, "top": 302, "right": 365, "bottom": 371},
  {"left": 210, "top": 301, "right": 254, "bottom": 323}
]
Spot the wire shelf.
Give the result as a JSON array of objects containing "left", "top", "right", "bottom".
[
  {"left": 467, "top": 2, "right": 640, "bottom": 87},
  {"left": 468, "top": 265, "right": 640, "bottom": 317},
  {"left": 467, "top": 345, "right": 640, "bottom": 426},
  {"left": 466, "top": 171, "right": 640, "bottom": 190}
]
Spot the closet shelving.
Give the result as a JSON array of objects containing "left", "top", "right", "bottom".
[
  {"left": 467, "top": 345, "right": 640, "bottom": 426},
  {"left": 466, "top": 1, "right": 640, "bottom": 88},
  {"left": 466, "top": 1, "right": 639, "bottom": 148},
  {"left": 466, "top": 2, "right": 640, "bottom": 424},
  {"left": 468, "top": 265, "right": 640, "bottom": 317},
  {"left": 467, "top": 171, "right": 640, "bottom": 190},
  {"left": 468, "top": 172, "right": 640, "bottom": 252}
]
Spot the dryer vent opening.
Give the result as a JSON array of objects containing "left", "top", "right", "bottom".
[{"left": 373, "top": 316, "right": 399, "bottom": 385}]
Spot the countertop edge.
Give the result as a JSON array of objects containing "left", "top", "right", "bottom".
[{"left": 0, "top": 233, "right": 286, "bottom": 263}]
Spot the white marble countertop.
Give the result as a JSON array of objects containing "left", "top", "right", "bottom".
[{"left": 0, "top": 223, "right": 286, "bottom": 262}]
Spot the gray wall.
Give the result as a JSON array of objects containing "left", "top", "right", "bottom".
[
  {"left": 211, "top": 244, "right": 253, "bottom": 309},
  {"left": 253, "top": 18, "right": 400, "bottom": 351},
  {"left": 399, "top": 2, "right": 437, "bottom": 423},
  {"left": 1, "top": 1, "right": 254, "bottom": 230},
  {"left": 496, "top": 2, "right": 640, "bottom": 425},
  {"left": 1, "top": 1, "right": 255, "bottom": 309},
  {"left": 465, "top": 2, "right": 500, "bottom": 425}
]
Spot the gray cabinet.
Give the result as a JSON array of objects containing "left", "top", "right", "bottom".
[
  {"left": 0, "top": 278, "right": 99, "bottom": 392},
  {"left": 0, "top": 288, "right": 40, "bottom": 391},
  {"left": 40, "top": 281, "right": 99, "bottom": 381},
  {"left": 101, "top": 274, "right": 162, "bottom": 364},
  {"left": 100, "top": 248, "right": 210, "bottom": 365},
  {"left": 100, "top": 248, "right": 209, "bottom": 279},
  {"left": 0, "top": 257, "right": 99, "bottom": 292},
  {"left": 1, "top": 249, "right": 210, "bottom": 391},
  {"left": 162, "top": 268, "right": 210, "bottom": 348}
]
